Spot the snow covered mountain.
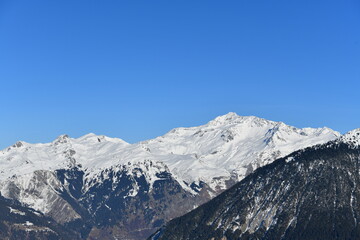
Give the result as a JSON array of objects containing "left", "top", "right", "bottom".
[
  {"left": 0, "top": 113, "right": 339, "bottom": 193},
  {"left": 0, "top": 113, "right": 340, "bottom": 239},
  {"left": 151, "top": 129, "right": 360, "bottom": 240},
  {"left": 142, "top": 113, "right": 339, "bottom": 192}
]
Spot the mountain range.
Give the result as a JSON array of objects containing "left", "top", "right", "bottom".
[{"left": 0, "top": 113, "right": 341, "bottom": 239}]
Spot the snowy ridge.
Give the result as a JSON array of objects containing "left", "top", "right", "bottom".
[
  {"left": 0, "top": 133, "right": 129, "bottom": 180},
  {"left": 0, "top": 113, "right": 340, "bottom": 195},
  {"left": 339, "top": 128, "right": 360, "bottom": 147},
  {"left": 83, "top": 159, "right": 171, "bottom": 194}
]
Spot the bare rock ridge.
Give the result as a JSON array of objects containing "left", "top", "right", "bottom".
[{"left": 0, "top": 113, "right": 340, "bottom": 239}]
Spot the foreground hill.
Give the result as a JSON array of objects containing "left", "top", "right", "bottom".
[{"left": 151, "top": 129, "right": 360, "bottom": 240}]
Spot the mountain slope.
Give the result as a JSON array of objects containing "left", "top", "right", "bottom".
[
  {"left": 0, "top": 113, "right": 340, "bottom": 239},
  {"left": 151, "top": 129, "right": 360, "bottom": 240},
  {"left": 0, "top": 193, "right": 80, "bottom": 240}
]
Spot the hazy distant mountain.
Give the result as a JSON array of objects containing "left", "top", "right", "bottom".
[
  {"left": 0, "top": 113, "right": 339, "bottom": 239},
  {"left": 151, "top": 129, "right": 360, "bottom": 240}
]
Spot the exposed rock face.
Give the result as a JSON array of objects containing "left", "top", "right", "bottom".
[
  {"left": 1, "top": 162, "right": 210, "bottom": 240},
  {"left": 79, "top": 162, "right": 209, "bottom": 239},
  {"left": 151, "top": 132, "right": 360, "bottom": 240},
  {"left": 1, "top": 170, "right": 81, "bottom": 224},
  {"left": 0, "top": 193, "right": 80, "bottom": 240}
]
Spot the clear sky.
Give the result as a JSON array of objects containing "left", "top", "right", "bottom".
[{"left": 0, "top": 0, "right": 359, "bottom": 149}]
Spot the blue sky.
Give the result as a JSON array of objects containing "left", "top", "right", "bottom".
[{"left": 0, "top": 0, "right": 359, "bottom": 148}]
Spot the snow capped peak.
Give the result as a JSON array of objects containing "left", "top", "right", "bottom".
[
  {"left": 344, "top": 128, "right": 360, "bottom": 137},
  {"left": 134, "top": 113, "right": 340, "bottom": 191},
  {"left": 212, "top": 112, "right": 240, "bottom": 122},
  {"left": 81, "top": 132, "right": 97, "bottom": 138},
  {"left": 78, "top": 133, "right": 103, "bottom": 143},
  {"left": 340, "top": 129, "right": 360, "bottom": 146},
  {"left": 50, "top": 133, "right": 129, "bottom": 146},
  {"left": 1, "top": 141, "right": 30, "bottom": 152},
  {"left": 208, "top": 113, "right": 271, "bottom": 127},
  {"left": 57, "top": 134, "right": 70, "bottom": 139},
  {"left": 12, "top": 141, "right": 26, "bottom": 148},
  {"left": 0, "top": 132, "right": 132, "bottom": 181},
  {"left": 53, "top": 134, "right": 70, "bottom": 145},
  {"left": 77, "top": 133, "right": 128, "bottom": 144}
]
